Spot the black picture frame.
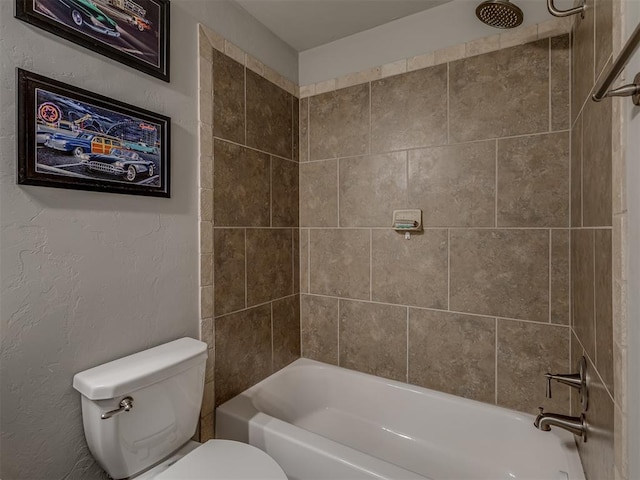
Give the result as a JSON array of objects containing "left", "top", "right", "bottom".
[
  {"left": 17, "top": 68, "right": 170, "bottom": 197},
  {"left": 15, "top": 0, "right": 170, "bottom": 82}
]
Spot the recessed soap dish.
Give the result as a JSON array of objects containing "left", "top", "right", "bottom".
[{"left": 392, "top": 209, "right": 422, "bottom": 237}]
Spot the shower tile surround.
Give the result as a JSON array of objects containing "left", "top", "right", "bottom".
[
  {"left": 198, "top": 26, "right": 300, "bottom": 440},
  {"left": 198, "top": 15, "right": 621, "bottom": 478},
  {"left": 300, "top": 35, "right": 573, "bottom": 417}
]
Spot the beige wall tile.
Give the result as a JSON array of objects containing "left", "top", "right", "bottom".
[
  {"left": 409, "top": 309, "right": 496, "bottom": 403},
  {"left": 497, "top": 132, "right": 570, "bottom": 227},
  {"left": 271, "top": 157, "right": 299, "bottom": 228},
  {"left": 339, "top": 153, "right": 407, "bottom": 227},
  {"left": 202, "top": 380, "right": 214, "bottom": 417},
  {"left": 198, "top": 27, "right": 214, "bottom": 63},
  {"left": 200, "top": 188, "right": 213, "bottom": 222},
  {"left": 299, "top": 84, "right": 316, "bottom": 98},
  {"left": 572, "top": 0, "right": 595, "bottom": 122},
  {"left": 595, "top": 0, "right": 613, "bottom": 79},
  {"left": 571, "top": 229, "right": 595, "bottom": 359},
  {"left": 434, "top": 43, "right": 465, "bottom": 64},
  {"left": 339, "top": 300, "right": 407, "bottom": 381},
  {"left": 214, "top": 229, "right": 245, "bottom": 316},
  {"left": 336, "top": 67, "right": 382, "bottom": 89},
  {"left": 224, "top": 40, "right": 245, "bottom": 65},
  {"left": 371, "top": 229, "right": 448, "bottom": 309},
  {"left": 309, "top": 229, "right": 370, "bottom": 300},
  {"left": 215, "top": 304, "right": 272, "bottom": 406},
  {"left": 583, "top": 98, "right": 612, "bottom": 227},
  {"left": 213, "top": 139, "right": 270, "bottom": 227},
  {"left": 272, "top": 295, "right": 301, "bottom": 371},
  {"left": 371, "top": 65, "right": 447, "bottom": 153},
  {"left": 551, "top": 35, "right": 571, "bottom": 132},
  {"left": 407, "top": 52, "right": 435, "bottom": 71},
  {"left": 212, "top": 49, "right": 245, "bottom": 144},
  {"left": 551, "top": 230, "right": 570, "bottom": 325},
  {"left": 465, "top": 35, "right": 500, "bottom": 57},
  {"left": 293, "top": 229, "right": 300, "bottom": 294},
  {"left": 537, "top": 17, "right": 573, "bottom": 37},
  {"left": 299, "top": 159, "right": 338, "bottom": 227},
  {"left": 246, "top": 229, "right": 293, "bottom": 306},
  {"left": 292, "top": 99, "right": 299, "bottom": 162},
  {"left": 200, "top": 154, "right": 213, "bottom": 189},
  {"left": 200, "top": 254, "right": 213, "bottom": 287},
  {"left": 449, "top": 40, "right": 549, "bottom": 143},
  {"left": 245, "top": 54, "right": 265, "bottom": 76},
  {"left": 571, "top": 113, "right": 583, "bottom": 227},
  {"left": 499, "top": 25, "right": 538, "bottom": 49},
  {"left": 380, "top": 59, "right": 407, "bottom": 78},
  {"left": 300, "top": 229, "right": 309, "bottom": 293},
  {"left": 450, "top": 229, "right": 549, "bottom": 321},
  {"left": 201, "top": 286, "right": 213, "bottom": 319},
  {"left": 408, "top": 141, "right": 496, "bottom": 227},
  {"left": 201, "top": 317, "right": 214, "bottom": 348},
  {"left": 595, "top": 229, "right": 613, "bottom": 394},
  {"left": 309, "top": 84, "right": 369, "bottom": 160},
  {"left": 299, "top": 97, "right": 309, "bottom": 162},
  {"left": 200, "top": 413, "right": 214, "bottom": 442},
  {"left": 300, "top": 294, "right": 338, "bottom": 364},
  {"left": 497, "top": 319, "right": 570, "bottom": 414},
  {"left": 200, "top": 221, "right": 213, "bottom": 253},
  {"left": 201, "top": 25, "right": 224, "bottom": 53},
  {"left": 246, "top": 70, "right": 293, "bottom": 159},
  {"left": 315, "top": 78, "right": 336, "bottom": 95},
  {"left": 577, "top": 356, "right": 615, "bottom": 480}
]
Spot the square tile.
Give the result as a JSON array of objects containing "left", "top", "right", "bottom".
[
  {"left": 212, "top": 49, "right": 245, "bottom": 144},
  {"left": 271, "top": 157, "right": 299, "bottom": 227},
  {"left": 299, "top": 160, "right": 338, "bottom": 227},
  {"left": 214, "top": 229, "right": 245, "bottom": 316},
  {"left": 246, "top": 229, "right": 293, "bottom": 306},
  {"left": 272, "top": 295, "right": 301, "bottom": 370},
  {"left": 301, "top": 294, "right": 339, "bottom": 364}
]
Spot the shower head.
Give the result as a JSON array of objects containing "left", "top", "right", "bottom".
[{"left": 475, "top": 0, "right": 524, "bottom": 29}]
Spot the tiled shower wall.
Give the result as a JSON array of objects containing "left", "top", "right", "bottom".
[
  {"left": 198, "top": 26, "right": 301, "bottom": 440},
  {"left": 299, "top": 36, "right": 572, "bottom": 415},
  {"left": 569, "top": 0, "right": 620, "bottom": 477}
]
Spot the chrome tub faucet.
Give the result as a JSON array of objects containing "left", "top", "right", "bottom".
[{"left": 533, "top": 356, "right": 589, "bottom": 441}]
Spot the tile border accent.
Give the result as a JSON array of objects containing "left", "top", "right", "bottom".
[
  {"left": 199, "top": 24, "right": 299, "bottom": 97},
  {"left": 299, "top": 17, "right": 572, "bottom": 98}
]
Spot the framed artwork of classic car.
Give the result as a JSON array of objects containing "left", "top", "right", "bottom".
[
  {"left": 17, "top": 68, "right": 170, "bottom": 197},
  {"left": 15, "top": 0, "right": 170, "bottom": 81}
]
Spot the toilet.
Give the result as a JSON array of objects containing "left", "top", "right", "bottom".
[{"left": 72, "top": 337, "right": 287, "bottom": 480}]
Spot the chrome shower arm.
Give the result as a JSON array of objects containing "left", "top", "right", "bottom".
[{"left": 547, "top": 0, "right": 585, "bottom": 18}]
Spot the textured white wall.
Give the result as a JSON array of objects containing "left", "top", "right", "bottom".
[{"left": 0, "top": 1, "right": 296, "bottom": 478}]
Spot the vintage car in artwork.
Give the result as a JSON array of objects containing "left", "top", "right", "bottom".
[
  {"left": 58, "top": 0, "right": 121, "bottom": 37},
  {"left": 127, "top": 15, "right": 151, "bottom": 32},
  {"left": 80, "top": 148, "right": 155, "bottom": 182},
  {"left": 124, "top": 140, "right": 159, "bottom": 154},
  {"left": 45, "top": 132, "right": 123, "bottom": 157}
]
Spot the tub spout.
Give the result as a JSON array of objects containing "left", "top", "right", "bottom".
[{"left": 534, "top": 407, "right": 587, "bottom": 441}]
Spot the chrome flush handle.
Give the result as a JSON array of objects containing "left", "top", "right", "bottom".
[{"left": 101, "top": 396, "right": 134, "bottom": 420}]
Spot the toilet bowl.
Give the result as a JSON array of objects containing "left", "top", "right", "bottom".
[{"left": 73, "top": 338, "right": 286, "bottom": 480}]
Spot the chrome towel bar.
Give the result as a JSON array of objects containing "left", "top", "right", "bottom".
[{"left": 593, "top": 20, "right": 640, "bottom": 105}]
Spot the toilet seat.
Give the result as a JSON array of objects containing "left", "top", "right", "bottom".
[{"left": 154, "top": 440, "right": 287, "bottom": 480}]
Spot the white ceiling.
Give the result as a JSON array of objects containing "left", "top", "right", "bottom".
[{"left": 233, "top": 0, "right": 453, "bottom": 52}]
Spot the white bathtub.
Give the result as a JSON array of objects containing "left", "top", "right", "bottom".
[{"left": 216, "top": 358, "right": 585, "bottom": 480}]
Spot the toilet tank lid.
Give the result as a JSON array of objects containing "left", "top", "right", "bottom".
[{"left": 73, "top": 338, "right": 207, "bottom": 400}]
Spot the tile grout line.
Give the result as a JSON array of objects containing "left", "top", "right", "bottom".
[
  {"left": 592, "top": 231, "right": 598, "bottom": 367},
  {"left": 300, "top": 128, "right": 572, "bottom": 164},
  {"left": 495, "top": 318, "right": 499, "bottom": 405},
  {"left": 495, "top": 139, "right": 499, "bottom": 227},
  {"left": 301, "top": 291, "right": 573, "bottom": 328},
  {"left": 369, "top": 229, "right": 373, "bottom": 302},
  {"left": 580, "top": 113, "right": 584, "bottom": 227},
  {"left": 447, "top": 229, "right": 451, "bottom": 310},
  {"left": 270, "top": 301, "right": 274, "bottom": 372},
  {"left": 295, "top": 226, "right": 611, "bottom": 231},
  {"left": 549, "top": 229, "right": 553, "bottom": 323},
  {"left": 548, "top": 37, "right": 552, "bottom": 132},
  {"left": 337, "top": 299, "right": 341, "bottom": 366},
  {"left": 214, "top": 293, "right": 299, "bottom": 320},
  {"left": 291, "top": 229, "right": 295, "bottom": 296},
  {"left": 406, "top": 307, "right": 410, "bottom": 383},
  {"left": 244, "top": 228, "right": 248, "bottom": 308},
  {"left": 447, "top": 63, "right": 450, "bottom": 145},
  {"left": 308, "top": 229, "right": 311, "bottom": 294},
  {"left": 337, "top": 158, "right": 341, "bottom": 227},
  {"left": 368, "top": 81, "right": 372, "bottom": 155},
  {"left": 270, "top": 156, "right": 273, "bottom": 227}
]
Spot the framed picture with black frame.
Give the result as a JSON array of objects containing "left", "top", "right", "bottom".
[
  {"left": 15, "top": 0, "right": 170, "bottom": 82},
  {"left": 17, "top": 68, "right": 170, "bottom": 197}
]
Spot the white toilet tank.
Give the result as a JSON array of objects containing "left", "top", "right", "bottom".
[{"left": 73, "top": 338, "right": 208, "bottom": 480}]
